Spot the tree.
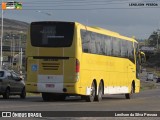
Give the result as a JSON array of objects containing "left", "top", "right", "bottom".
[
  {"left": 148, "top": 31, "right": 158, "bottom": 46},
  {"left": 148, "top": 30, "right": 160, "bottom": 47}
]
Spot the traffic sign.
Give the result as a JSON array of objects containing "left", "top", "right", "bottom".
[{"left": 1, "top": 1, "right": 22, "bottom": 10}]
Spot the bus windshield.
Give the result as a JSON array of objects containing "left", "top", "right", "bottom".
[{"left": 30, "top": 22, "right": 74, "bottom": 47}]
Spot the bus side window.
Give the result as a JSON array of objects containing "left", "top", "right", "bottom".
[
  {"left": 90, "top": 32, "right": 96, "bottom": 54},
  {"left": 121, "top": 40, "right": 128, "bottom": 58},
  {"left": 127, "top": 41, "right": 134, "bottom": 62},
  {"left": 104, "top": 36, "right": 112, "bottom": 56},
  {"left": 113, "top": 37, "right": 121, "bottom": 57},
  {"left": 81, "top": 30, "right": 89, "bottom": 53}
]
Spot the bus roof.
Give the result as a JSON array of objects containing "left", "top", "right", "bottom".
[
  {"left": 30, "top": 21, "right": 137, "bottom": 43},
  {"left": 75, "top": 22, "right": 137, "bottom": 43},
  {"left": 90, "top": 26, "right": 120, "bottom": 36}
]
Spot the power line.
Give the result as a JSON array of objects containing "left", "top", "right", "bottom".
[
  {"left": 19, "top": 0, "right": 160, "bottom": 10},
  {"left": 23, "top": 0, "right": 130, "bottom": 4},
  {"left": 24, "top": 2, "right": 130, "bottom": 7},
  {"left": 23, "top": 0, "right": 160, "bottom": 4},
  {"left": 21, "top": 7, "right": 160, "bottom": 11},
  {"left": 1, "top": 0, "right": 159, "bottom": 11}
]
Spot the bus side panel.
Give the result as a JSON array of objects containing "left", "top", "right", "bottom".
[
  {"left": 79, "top": 54, "right": 130, "bottom": 95},
  {"left": 26, "top": 58, "right": 39, "bottom": 92},
  {"left": 80, "top": 53, "right": 111, "bottom": 95},
  {"left": 63, "top": 58, "right": 81, "bottom": 94},
  {"left": 127, "top": 60, "right": 137, "bottom": 93}
]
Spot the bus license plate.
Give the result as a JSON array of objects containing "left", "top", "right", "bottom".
[{"left": 46, "top": 84, "right": 55, "bottom": 88}]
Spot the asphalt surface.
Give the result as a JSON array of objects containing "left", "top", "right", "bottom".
[
  {"left": 0, "top": 71, "right": 160, "bottom": 119},
  {"left": 1, "top": 70, "right": 159, "bottom": 111},
  {"left": 0, "top": 88, "right": 160, "bottom": 111},
  {"left": 0, "top": 89, "right": 160, "bottom": 119}
]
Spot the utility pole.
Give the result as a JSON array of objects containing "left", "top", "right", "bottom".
[
  {"left": 157, "top": 29, "right": 160, "bottom": 50},
  {"left": 0, "top": 0, "right": 4, "bottom": 69},
  {"left": 19, "top": 31, "right": 23, "bottom": 71}
]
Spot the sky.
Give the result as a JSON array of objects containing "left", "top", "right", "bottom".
[{"left": 1, "top": 0, "right": 160, "bottom": 39}]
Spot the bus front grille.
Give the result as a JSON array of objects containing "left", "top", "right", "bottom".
[{"left": 41, "top": 63, "right": 60, "bottom": 70}]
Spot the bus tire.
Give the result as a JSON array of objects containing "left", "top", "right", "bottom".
[
  {"left": 42, "top": 93, "right": 66, "bottom": 101},
  {"left": 85, "top": 82, "right": 96, "bottom": 102},
  {"left": 125, "top": 84, "right": 134, "bottom": 99},
  {"left": 51, "top": 94, "right": 66, "bottom": 101},
  {"left": 95, "top": 81, "right": 103, "bottom": 102},
  {"left": 3, "top": 88, "right": 10, "bottom": 99},
  {"left": 42, "top": 93, "right": 51, "bottom": 101},
  {"left": 58, "top": 95, "right": 66, "bottom": 101},
  {"left": 20, "top": 87, "right": 26, "bottom": 99}
]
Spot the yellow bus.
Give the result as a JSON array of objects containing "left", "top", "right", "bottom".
[{"left": 26, "top": 21, "right": 142, "bottom": 102}]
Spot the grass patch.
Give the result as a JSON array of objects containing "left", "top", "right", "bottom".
[{"left": 140, "top": 80, "right": 157, "bottom": 91}]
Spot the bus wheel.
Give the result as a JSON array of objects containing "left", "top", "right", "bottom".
[
  {"left": 42, "top": 93, "right": 51, "bottom": 101},
  {"left": 20, "top": 87, "right": 26, "bottom": 99},
  {"left": 125, "top": 84, "right": 134, "bottom": 99},
  {"left": 86, "top": 82, "right": 96, "bottom": 102},
  {"left": 3, "top": 88, "right": 10, "bottom": 99},
  {"left": 95, "top": 82, "right": 103, "bottom": 102},
  {"left": 58, "top": 95, "right": 66, "bottom": 101},
  {"left": 51, "top": 94, "right": 66, "bottom": 101}
]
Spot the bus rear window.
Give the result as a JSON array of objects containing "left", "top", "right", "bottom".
[{"left": 30, "top": 22, "right": 74, "bottom": 47}]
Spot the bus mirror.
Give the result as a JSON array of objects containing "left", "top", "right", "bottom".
[{"left": 140, "top": 51, "right": 146, "bottom": 63}]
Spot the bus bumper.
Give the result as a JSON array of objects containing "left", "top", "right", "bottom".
[{"left": 26, "top": 82, "right": 81, "bottom": 95}]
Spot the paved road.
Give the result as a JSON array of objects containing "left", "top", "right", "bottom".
[
  {"left": 0, "top": 71, "right": 159, "bottom": 119},
  {"left": 140, "top": 70, "right": 160, "bottom": 89},
  {"left": 0, "top": 88, "right": 160, "bottom": 111}
]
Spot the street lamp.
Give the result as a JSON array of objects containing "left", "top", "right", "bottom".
[
  {"left": 157, "top": 29, "right": 160, "bottom": 50},
  {"left": 11, "top": 34, "right": 15, "bottom": 68},
  {"left": 19, "top": 31, "right": 23, "bottom": 71},
  {"left": 0, "top": 0, "right": 4, "bottom": 69}
]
